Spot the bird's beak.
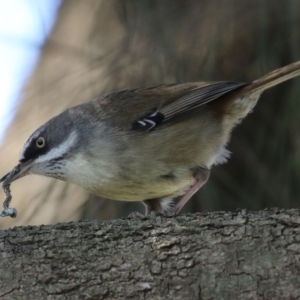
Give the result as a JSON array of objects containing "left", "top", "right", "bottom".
[{"left": 0, "top": 160, "right": 33, "bottom": 185}]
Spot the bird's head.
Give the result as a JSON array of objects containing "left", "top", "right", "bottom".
[{"left": 2, "top": 110, "right": 79, "bottom": 185}]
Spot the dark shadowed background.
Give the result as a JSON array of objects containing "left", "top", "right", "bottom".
[{"left": 1, "top": 0, "right": 300, "bottom": 229}]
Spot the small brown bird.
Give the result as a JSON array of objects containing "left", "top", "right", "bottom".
[{"left": 1, "top": 61, "right": 300, "bottom": 217}]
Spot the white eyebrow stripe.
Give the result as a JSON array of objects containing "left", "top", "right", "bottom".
[{"left": 35, "top": 131, "right": 78, "bottom": 164}]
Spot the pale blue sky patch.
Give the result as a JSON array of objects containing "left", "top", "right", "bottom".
[{"left": 0, "top": 0, "right": 61, "bottom": 143}]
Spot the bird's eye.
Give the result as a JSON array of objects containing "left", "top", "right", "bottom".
[{"left": 36, "top": 137, "right": 46, "bottom": 148}]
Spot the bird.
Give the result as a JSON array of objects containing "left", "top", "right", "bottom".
[{"left": 2, "top": 61, "right": 300, "bottom": 217}]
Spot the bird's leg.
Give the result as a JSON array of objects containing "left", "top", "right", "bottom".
[
  {"left": 129, "top": 167, "right": 209, "bottom": 217},
  {"left": 143, "top": 198, "right": 165, "bottom": 215},
  {"left": 173, "top": 167, "right": 210, "bottom": 214}
]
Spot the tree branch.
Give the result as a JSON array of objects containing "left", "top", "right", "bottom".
[{"left": 1, "top": 209, "right": 300, "bottom": 299}]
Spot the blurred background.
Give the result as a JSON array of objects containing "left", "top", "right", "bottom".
[{"left": 1, "top": 0, "right": 300, "bottom": 229}]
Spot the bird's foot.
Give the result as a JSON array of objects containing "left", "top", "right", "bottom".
[
  {"left": 164, "top": 208, "right": 177, "bottom": 217},
  {"left": 128, "top": 211, "right": 145, "bottom": 218}
]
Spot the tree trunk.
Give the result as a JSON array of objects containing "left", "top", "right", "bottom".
[{"left": 1, "top": 209, "right": 300, "bottom": 299}]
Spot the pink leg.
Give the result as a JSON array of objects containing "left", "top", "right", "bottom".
[{"left": 173, "top": 176, "right": 208, "bottom": 214}]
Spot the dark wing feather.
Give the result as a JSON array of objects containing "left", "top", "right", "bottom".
[
  {"left": 132, "top": 82, "right": 247, "bottom": 131},
  {"left": 161, "top": 82, "right": 247, "bottom": 120}
]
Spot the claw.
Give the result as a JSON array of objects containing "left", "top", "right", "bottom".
[
  {"left": 164, "top": 208, "right": 176, "bottom": 217},
  {"left": 128, "top": 211, "right": 145, "bottom": 218}
]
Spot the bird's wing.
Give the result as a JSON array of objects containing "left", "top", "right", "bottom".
[
  {"left": 92, "top": 82, "right": 247, "bottom": 130},
  {"left": 131, "top": 82, "right": 247, "bottom": 131}
]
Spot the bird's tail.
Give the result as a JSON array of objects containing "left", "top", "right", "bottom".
[{"left": 245, "top": 60, "right": 300, "bottom": 94}]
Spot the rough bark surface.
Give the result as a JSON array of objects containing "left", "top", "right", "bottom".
[{"left": 1, "top": 209, "right": 300, "bottom": 299}]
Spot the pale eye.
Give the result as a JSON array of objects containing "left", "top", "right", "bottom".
[{"left": 36, "top": 137, "right": 46, "bottom": 148}]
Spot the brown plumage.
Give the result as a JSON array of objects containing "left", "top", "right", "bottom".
[{"left": 2, "top": 61, "right": 300, "bottom": 218}]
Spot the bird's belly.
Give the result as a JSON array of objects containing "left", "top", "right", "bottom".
[
  {"left": 67, "top": 153, "right": 197, "bottom": 201},
  {"left": 88, "top": 172, "right": 195, "bottom": 202}
]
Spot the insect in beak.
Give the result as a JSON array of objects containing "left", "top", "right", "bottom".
[{"left": 0, "top": 160, "right": 33, "bottom": 218}]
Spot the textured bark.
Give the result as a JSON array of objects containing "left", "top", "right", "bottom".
[{"left": 1, "top": 209, "right": 300, "bottom": 299}]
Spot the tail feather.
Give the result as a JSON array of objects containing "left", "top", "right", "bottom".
[{"left": 245, "top": 60, "right": 300, "bottom": 94}]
